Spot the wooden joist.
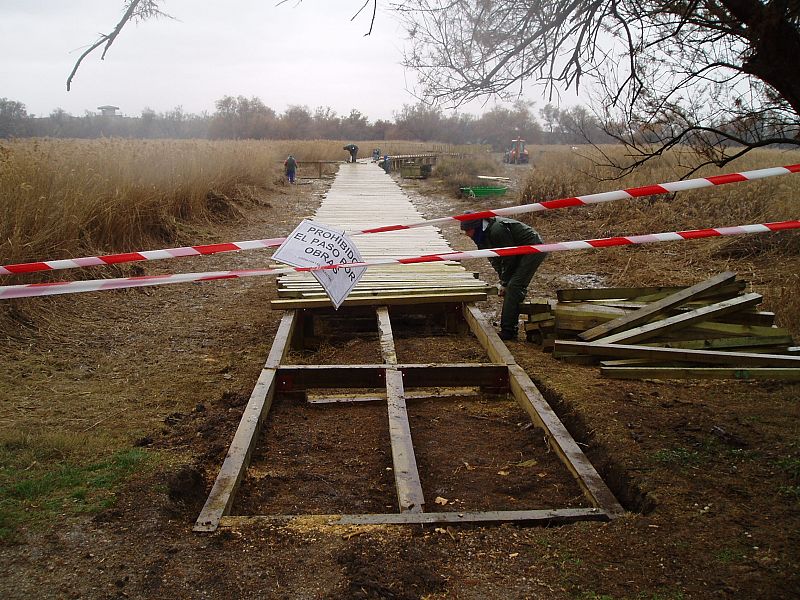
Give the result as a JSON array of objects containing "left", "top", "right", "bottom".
[
  {"left": 377, "top": 307, "right": 425, "bottom": 514},
  {"left": 219, "top": 508, "right": 610, "bottom": 528},
  {"left": 601, "top": 367, "right": 800, "bottom": 381},
  {"left": 555, "top": 341, "right": 800, "bottom": 367},
  {"left": 464, "top": 304, "right": 624, "bottom": 518},
  {"left": 276, "top": 363, "right": 511, "bottom": 390},
  {"left": 194, "top": 311, "right": 297, "bottom": 532}
]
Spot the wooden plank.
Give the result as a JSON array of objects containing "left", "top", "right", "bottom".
[
  {"left": 639, "top": 336, "right": 795, "bottom": 351},
  {"left": 463, "top": 303, "right": 624, "bottom": 517},
  {"left": 271, "top": 291, "right": 487, "bottom": 310},
  {"left": 376, "top": 306, "right": 398, "bottom": 364},
  {"left": 591, "top": 293, "right": 763, "bottom": 345},
  {"left": 557, "top": 281, "right": 745, "bottom": 302},
  {"left": 276, "top": 363, "right": 510, "bottom": 390},
  {"left": 684, "top": 321, "right": 791, "bottom": 339},
  {"left": 306, "top": 388, "right": 483, "bottom": 404},
  {"left": 219, "top": 507, "right": 610, "bottom": 527},
  {"left": 385, "top": 369, "right": 425, "bottom": 513},
  {"left": 578, "top": 272, "right": 736, "bottom": 341},
  {"left": 507, "top": 364, "right": 625, "bottom": 517},
  {"left": 194, "top": 311, "right": 297, "bottom": 532},
  {"left": 463, "top": 303, "right": 516, "bottom": 365},
  {"left": 377, "top": 307, "right": 425, "bottom": 513},
  {"left": 556, "top": 341, "right": 800, "bottom": 367},
  {"left": 601, "top": 367, "right": 800, "bottom": 381}
]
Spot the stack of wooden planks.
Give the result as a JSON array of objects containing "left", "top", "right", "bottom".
[{"left": 521, "top": 272, "right": 799, "bottom": 381}]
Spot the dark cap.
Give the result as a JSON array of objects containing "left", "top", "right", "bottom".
[
  {"left": 459, "top": 211, "right": 482, "bottom": 231},
  {"left": 460, "top": 219, "right": 483, "bottom": 231}
]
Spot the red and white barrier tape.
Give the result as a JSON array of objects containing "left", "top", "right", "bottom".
[
  {"left": 0, "top": 238, "right": 286, "bottom": 276},
  {"left": 363, "top": 164, "right": 800, "bottom": 233},
  {"left": 2, "top": 220, "right": 797, "bottom": 300},
  {"left": 2, "top": 163, "right": 798, "bottom": 276}
]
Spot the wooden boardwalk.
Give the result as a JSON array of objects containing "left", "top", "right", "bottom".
[
  {"left": 272, "top": 162, "right": 490, "bottom": 308},
  {"left": 194, "top": 162, "right": 624, "bottom": 532}
]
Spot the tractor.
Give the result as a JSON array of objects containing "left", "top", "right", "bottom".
[{"left": 503, "top": 138, "right": 529, "bottom": 164}]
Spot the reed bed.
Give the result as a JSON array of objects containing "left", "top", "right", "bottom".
[
  {"left": 0, "top": 139, "right": 289, "bottom": 268},
  {"left": 519, "top": 146, "right": 800, "bottom": 335},
  {"left": 0, "top": 138, "right": 485, "bottom": 266}
]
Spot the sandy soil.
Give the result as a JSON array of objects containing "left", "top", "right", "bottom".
[{"left": 1, "top": 166, "right": 798, "bottom": 600}]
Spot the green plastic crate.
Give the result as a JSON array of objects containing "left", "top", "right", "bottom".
[{"left": 459, "top": 186, "right": 508, "bottom": 198}]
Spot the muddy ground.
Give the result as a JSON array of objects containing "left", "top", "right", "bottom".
[{"left": 1, "top": 164, "right": 798, "bottom": 599}]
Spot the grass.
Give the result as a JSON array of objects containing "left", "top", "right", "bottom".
[
  {"left": 776, "top": 455, "right": 800, "bottom": 502},
  {"left": 715, "top": 547, "right": 748, "bottom": 564},
  {"left": 0, "top": 430, "right": 151, "bottom": 543},
  {"left": 652, "top": 447, "right": 703, "bottom": 466}
]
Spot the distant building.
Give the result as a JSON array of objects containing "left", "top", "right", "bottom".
[{"left": 97, "top": 105, "right": 120, "bottom": 117}]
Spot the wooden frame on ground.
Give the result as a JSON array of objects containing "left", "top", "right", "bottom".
[{"left": 194, "top": 303, "right": 623, "bottom": 532}]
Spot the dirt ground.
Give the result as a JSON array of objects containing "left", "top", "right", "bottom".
[{"left": 1, "top": 163, "right": 799, "bottom": 600}]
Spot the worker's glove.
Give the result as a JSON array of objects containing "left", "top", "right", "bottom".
[{"left": 497, "top": 285, "right": 506, "bottom": 297}]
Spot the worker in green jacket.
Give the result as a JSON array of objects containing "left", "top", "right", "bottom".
[{"left": 461, "top": 216, "right": 546, "bottom": 340}]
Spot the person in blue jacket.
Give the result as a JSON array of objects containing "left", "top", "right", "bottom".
[
  {"left": 461, "top": 216, "right": 546, "bottom": 340},
  {"left": 284, "top": 155, "right": 298, "bottom": 183}
]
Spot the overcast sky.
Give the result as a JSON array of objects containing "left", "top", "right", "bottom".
[{"left": 1, "top": 0, "right": 584, "bottom": 120}]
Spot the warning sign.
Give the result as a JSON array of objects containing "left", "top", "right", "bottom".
[{"left": 273, "top": 220, "right": 366, "bottom": 309}]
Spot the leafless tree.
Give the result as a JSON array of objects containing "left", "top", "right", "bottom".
[
  {"left": 71, "top": 1, "right": 798, "bottom": 173},
  {"left": 397, "top": 1, "right": 800, "bottom": 174},
  {"left": 68, "top": 1, "right": 379, "bottom": 91}
]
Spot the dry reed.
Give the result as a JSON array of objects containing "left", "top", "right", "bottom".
[
  {"left": 519, "top": 146, "right": 800, "bottom": 336},
  {"left": 0, "top": 139, "right": 287, "bottom": 268}
]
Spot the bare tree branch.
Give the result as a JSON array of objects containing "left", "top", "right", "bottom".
[
  {"left": 67, "top": 0, "right": 171, "bottom": 91},
  {"left": 399, "top": 0, "right": 800, "bottom": 173}
]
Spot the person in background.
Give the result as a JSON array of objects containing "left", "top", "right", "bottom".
[
  {"left": 343, "top": 143, "right": 359, "bottom": 163},
  {"left": 460, "top": 215, "right": 546, "bottom": 340},
  {"left": 372, "top": 148, "right": 381, "bottom": 161},
  {"left": 284, "top": 154, "right": 298, "bottom": 184}
]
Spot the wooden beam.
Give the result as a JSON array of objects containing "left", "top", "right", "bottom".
[
  {"left": 591, "top": 293, "right": 763, "bottom": 345},
  {"left": 463, "top": 303, "right": 624, "bottom": 518},
  {"left": 376, "top": 306, "right": 398, "bottom": 364},
  {"left": 194, "top": 311, "right": 297, "bottom": 532},
  {"left": 507, "top": 364, "right": 625, "bottom": 517},
  {"left": 463, "top": 304, "right": 516, "bottom": 365},
  {"left": 377, "top": 307, "right": 425, "bottom": 514},
  {"left": 276, "top": 363, "right": 510, "bottom": 390},
  {"left": 601, "top": 367, "right": 800, "bottom": 381},
  {"left": 271, "top": 291, "right": 488, "bottom": 310},
  {"left": 305, "top": 388, "right": 483, "bottom": 405},
  {"left": 219, "top": 507, "right": 609, "bottom": 527},
  {"left": 639, "top": 336, "right": 795, "bottom": 351},
  {"left": 557, "top": 281, "right": 745, "bottom": 302},
  {"left": 578, "top": 272, "right": 736, "bottom": 341},
  {"left": 556, "top": 341, "right": 800, "bottom": 367},
  {"left": 385, "top": 369, "right": 425, "bottom": 513}
]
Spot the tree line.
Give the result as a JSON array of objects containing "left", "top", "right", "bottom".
[{"left": 0, "top": 96, "right": 612, "bottom": 149}]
